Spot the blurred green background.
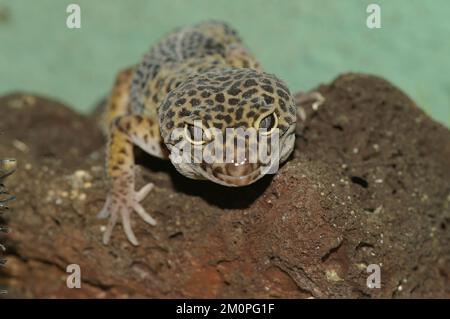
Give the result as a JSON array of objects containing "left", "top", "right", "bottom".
[{"left": 0, "top": 0, "right": 449, "bottom": 127}]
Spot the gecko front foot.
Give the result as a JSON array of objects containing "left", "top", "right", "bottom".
[{"left": 98, "top": 182, "right": 156, "bottom": 246}]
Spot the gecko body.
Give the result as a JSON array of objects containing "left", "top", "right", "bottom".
[{"left": 99, "top": 21, "right": 313, "bottom": 245}]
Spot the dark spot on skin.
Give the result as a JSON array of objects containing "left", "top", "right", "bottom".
[
  {"left": 214, "top": 104, "right": 225, "bottom": 112},
  {"left": 111, "top": 165, "right": 120, "bottom": 171},
  {"left": 275, "top": 80, "right": 290, "bottom": 93},
  {"left": 135, "top": 68, "right": 144, "bottom": 78},
  {"left": 135, "top": 115, "right": 143, "bottom": 124},
  {"left": 262, "top": 85, "right": 274, "bottom": 93},
  {"left": 166, "top": 121, "right": 174, "bottom": 129},
  {"left": 147, "top": 118, "right": 154, "bottom": 126},
  {"left": 144, "top": 134, "right": 149, "bottom": 143},
  {"left": 215, "top": 93, "right": 225, "bottom": 103},
  {"left": 161, "top": 99, "right": 171, "bottom": 111},
  {"left": 242, "top": 88, "right": 257, "bottom": 99},
  {"left": 204, "top": 114, "right": 212, "bottom": 121},
  {"left": 228, "top": 98, "right": 239, "bottom": 105},
  {"left": 117, "top": 159, "right": 125, "bottom": 165},
  {"left": 235, "top": 108, "right": 244, "bottom": 121},
  {"left": 205, "top": 99, "right": 214, "bottom": 106},
  {"left": 223, "top": 114, "right": 232, "bottom": 124},
  {"left": 243, "top": 79, "right": 257, "bottom": 88},
  {"left": 288, "top": 103, "right": 296, "bottom": 114},
  {"left": 119, "top": 148, "right": 127, "bottom": 155},
  {"left": 175, "top": 98, "right": 186, "bottom": 106},
  {"left": 279, "top": 99, "right": 287, "bottom": 111},
  {"left": 179, "top": 108, "right": 190, "bottom": 117},
  {"left": 188, "top": 90, "right": 197, "bottom": 96},
  {"left": 167, "top": 110, "right": 176, "bottom": 118},
  {"left": 125, "top": 122, "right": 131, "bottom": 131},
  {"left": 277, "top": 89, "right": 289, "bottom": 100},
  {"left": 213, "top": 122, "right": 223, "bottom": 129},
  {"left": 190, "top": 98, "right": 200, "bottom": 106},
  {"left": 227, "top": 87, "right": 241, "bottom": 96},
  {"left": 246, "top": 110, "right": 256, "bottom": 118},
  {"left": 201, "top": 91, "right": 211, "bottom": 98},
  {"left": 262, "top": 94, "right": 275, "bottom": 105}
]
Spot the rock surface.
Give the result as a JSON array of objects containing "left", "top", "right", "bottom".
[{"left": 0, "top": 73, "right": 449, "bottom": 298}]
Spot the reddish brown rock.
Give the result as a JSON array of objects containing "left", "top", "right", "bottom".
[{"left": 0, "top": 74, "right": 449, "bottom": 298}]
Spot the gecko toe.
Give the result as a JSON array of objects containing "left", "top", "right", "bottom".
[
  {"left": 133, "top": 202, "right": 157, "bottom": 226},
  {"left": 121, "top": 208, "right": 139, "bottom": 246},
  {"left": 136, "top": 182, "right": 154, "bottom": 202},
  {"left": 97, "top": 196, "right": 112, "bottom": 219},
  {"left": 102, "top": 209, "right": 118, "bottom": 245}
]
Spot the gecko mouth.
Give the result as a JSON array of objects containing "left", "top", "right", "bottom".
[{"left": 214, "top": 167, "right": 262, "bottom": 186}]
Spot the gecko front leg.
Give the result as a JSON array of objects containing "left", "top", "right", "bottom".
[{"left": 99, "top": 114, "right": 166, "bottom": 245}]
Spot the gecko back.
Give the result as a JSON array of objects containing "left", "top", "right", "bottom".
[{"left": 128, "top": 20, "right": 261, "bottom": 115}]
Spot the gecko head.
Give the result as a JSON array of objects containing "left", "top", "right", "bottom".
[{"left": 159, "top": 68, "right": 296, "bottom": 187}]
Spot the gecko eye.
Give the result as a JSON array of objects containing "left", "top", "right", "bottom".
[
  {"left": 255, "top": 112, "right": 278, "bottom": 136},
  {"left": 184, "top": 123, "right": 213, "bottom": 145}
]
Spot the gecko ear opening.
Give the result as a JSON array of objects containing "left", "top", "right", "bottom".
[{"left": 184, "top": 123, "right": 213, "bottom": 145}]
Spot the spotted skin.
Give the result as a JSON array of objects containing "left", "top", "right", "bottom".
[{"left": 99, "top": 21, "right": 305, "bottom": 246}]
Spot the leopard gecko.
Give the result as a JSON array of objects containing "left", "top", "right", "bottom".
[{"left": 98, "top": 21, "right": 323, "bottom": 245}]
